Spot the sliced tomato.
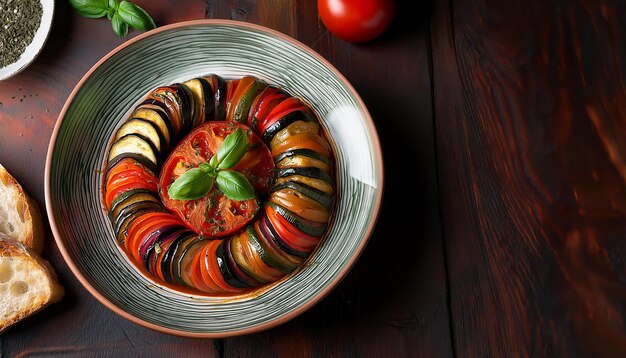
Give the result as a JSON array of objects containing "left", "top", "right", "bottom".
[
  {"left": 251, "top": 91, "right": 289, "bottom": 132},
  {"left": 246, "top": 87, "right": 280, "bottom": 127},
  {"left": 259, "top": 98, "right": 309, "bottom": 135},
  {"left": 190, "top": 242, "right": 215, "bottom": 293},
  {"left": 205, "top": 240, "right": 243, "bottom": 293},
  {"left": 198, "top": 242, "right": 225, "bottom": 293},
  {"left": 159, "top": 122, "right": 274, "bottom": 237},
  {"left": 265, "top": 205, "right": 318, "bottom": 251},
  {"left": 105, "top": 180, "right": 158, "bottom": 210}
]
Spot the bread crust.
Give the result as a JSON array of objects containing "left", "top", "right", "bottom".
[
  {"left": 0, "top": 237, "right": 64, "bottom": 333},
  {"left": 0, "top": 165, "right": 44, "bottom": 254}
]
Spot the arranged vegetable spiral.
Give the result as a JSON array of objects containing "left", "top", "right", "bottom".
[{"left": 104, "top": 75, "right": 334, "bottom": 295}]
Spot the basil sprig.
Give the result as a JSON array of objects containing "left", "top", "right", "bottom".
[
  {"left": 168, "top": 128, "right": 256, "bottom": 201},
  {"left": 69, "top": 0, "right": 155, "bottom": 37}
]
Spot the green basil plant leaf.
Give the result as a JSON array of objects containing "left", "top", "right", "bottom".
[
  {"left": 117, "top": 1, "right": 156, "bottom": 31},
  {"left": 168, "top": 167, "right": 215, "bottom": 200},
  {"left": 216, "top": 128, "right": 247, "bottom": 169},
  {"left": 69, "top": 0, "right": 109, "bottom": 18},
  {"left": 216, "top": 170, "right": 255, "bottom": 201}
]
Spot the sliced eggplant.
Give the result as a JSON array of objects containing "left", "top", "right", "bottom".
[
  {"left": 276, "top": 167, "right": 333, "bottom": 185},
  {"left": 135, "top": 100, "right": 174, "bottom": 146},
  {"left": 114, "top": 207, "right": 152, "bottom": 244},
  {"left": 172, "top": 235, "right": 203, "bottom": 286},
  {"left": 274, "top": 175, "right": 334, "bottom": 195},
  {"left": 114, "top": 201, "right": 165, "bottom": 235},
  {"left": 229, "top": 234, "right": 268, "bottom": 284},
  {"left": 205, "top": 74, "right": 226, "bottom": 121},
  {"left": 271, "top": 181, "right": 334, "bottom": 209},
  {"left": 178, "top": 237, "right": 207, "bottom": 287},
  {"left": 108, "top": 134, "right": 158, "bottom": 168},
  {"left": 260, "top": 215, "right": 309, "bottom": 258},
  {"left": 106, "top": 153, "right": 158, "bottom": 176},
  {"left": 246, "top": 226, "right": 291, "bottom": 274},
  {"left": 269, "top": 120, "right": 318, "bottom": 149},
  {"left": 223, "top": 237, "right": 259, "bottom": 287},
  {"left": 263, "top": 112, "right": 314, "bottom": 144},
  {"left": 183, "top": 77, "right": 215, "bottom": 126},
  {"left": 266, "top": 201, "right": 327, "bottom": 237},
  {"left": 115, "top": 119, "right": 163, "bottom": 156},
  {"left": 276, "top": 154, "right": 330, "bottom": 173},
  {"left": 151, "top": 84, "right": 194, "bottom": 134},
  {"left": 274, "top": 148, "right": 330, "bottom": 165},
  {"left": 161, "top": 231, "right": 194, "bottom": 283},
  {"left": 140, "top": 225, "right": 182, "bottom": 265},
  {"left": 108, "top": 190, "right": 159, "bottom": 222},
  {"left": 216, "top": 240, "right": 251, "bottom": 288}
]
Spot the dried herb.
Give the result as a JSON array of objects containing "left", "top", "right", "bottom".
[{"left": 0, "top": 0, "right": 43, "bottom": 68}]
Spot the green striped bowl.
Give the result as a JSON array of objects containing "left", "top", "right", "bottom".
[{"left": 45, "top": 20, "right": 383, "bottom": 337}]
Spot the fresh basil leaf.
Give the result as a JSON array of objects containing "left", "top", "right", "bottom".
[
  {"left": 198, "top": 162, "right": 215, "bottom": 175},
  {"left": 108, "top": 0, "right": 118, "bottom": 9},
  {"left": 216, "top": 170, "right": 255, "bottom": 201},
  {"left": 117, "top": 1, "right": 156, "bottom": 31},
  {"left": 209, "top": 154, "right": 218, "bottom": 168},
  {"left": 168, "top": 168, "right": 214, "bottom": 200},
  {"left": 69, "top": 0, "right": 109, "bottom": 18},
  {"left": 216, "top": 128, "right": 247, "bottom": 169},
  {"left": 111, "top": 13, "right": 128, "bottom": 37}
]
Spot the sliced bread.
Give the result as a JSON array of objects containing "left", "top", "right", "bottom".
[
  {"left": 0, "top": 164, "right": 44, "bottom": 254},
  {"left": 0, "top": 236, "right": 64, "bottom": 333}
]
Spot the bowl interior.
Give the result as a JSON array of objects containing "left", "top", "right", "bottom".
[
  {"left": 47, "top": 21, "right": 382, "bottom": 336},
  {"left": 0, "top": 0, "right": 54, "bottom": 81}
]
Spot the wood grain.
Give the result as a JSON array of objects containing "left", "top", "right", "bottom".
[
  {"left": 207, "top": 1, "right": 453, "bottom": 356},
  {"left": 1, "top": 0, "right": 451, "bottom": 357},
  {"left": 0, "top": 1, "right": 219, "bottom": 357},
  {"left": 432, "top": 0, "right": 626, "bottom": 356}
]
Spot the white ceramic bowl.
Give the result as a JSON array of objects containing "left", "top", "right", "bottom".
[{"left": 0, "top": 0, "right": 54, "bottom": 81}]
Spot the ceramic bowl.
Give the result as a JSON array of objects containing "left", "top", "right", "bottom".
[
  {"left": 46, "top": 20, "right": 383, "bottom": 337},
  {"left": 0, "top": 0, "right": 54, "bottom": 81}
]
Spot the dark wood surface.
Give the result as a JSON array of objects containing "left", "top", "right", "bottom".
[{"left": 0, "top": 0, "right": 624, "bottom": 356}]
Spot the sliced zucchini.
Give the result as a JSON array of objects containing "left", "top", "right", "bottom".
[
  {"left": 232, "top": 79, "right": 268, "bottom": 123},
  {"left": 271, "top": 181, "right": 334, "bottom": 209},
  {"left": 109, "top": 134, "right": 158, "bottom": 168},
  {"left": 266, "top": 202, "right": 327, "bottom": 237},
  {"left": 115, "top": 119, "right": 163, "bottom": 156},
  {"left": 274, "top": 148, "right": 330, "bottom": 165},
  {"left": 263, "top": 112, "right": 314, "bottom": 144}
]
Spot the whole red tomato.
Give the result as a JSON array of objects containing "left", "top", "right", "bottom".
[{"left": 318, "top": 0, "right": 396, "bottom": 43}]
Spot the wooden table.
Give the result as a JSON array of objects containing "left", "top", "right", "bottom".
[{"left": 1, "top": 1, "right": 625, "bottom": 356}]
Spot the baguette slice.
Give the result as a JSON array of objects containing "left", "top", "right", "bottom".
[
  {"left": 0, "top": 164, "right": 44, "bottom": 254},
  {"left": 0, "top": 236, "right": 64, "bottom": 333}
]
